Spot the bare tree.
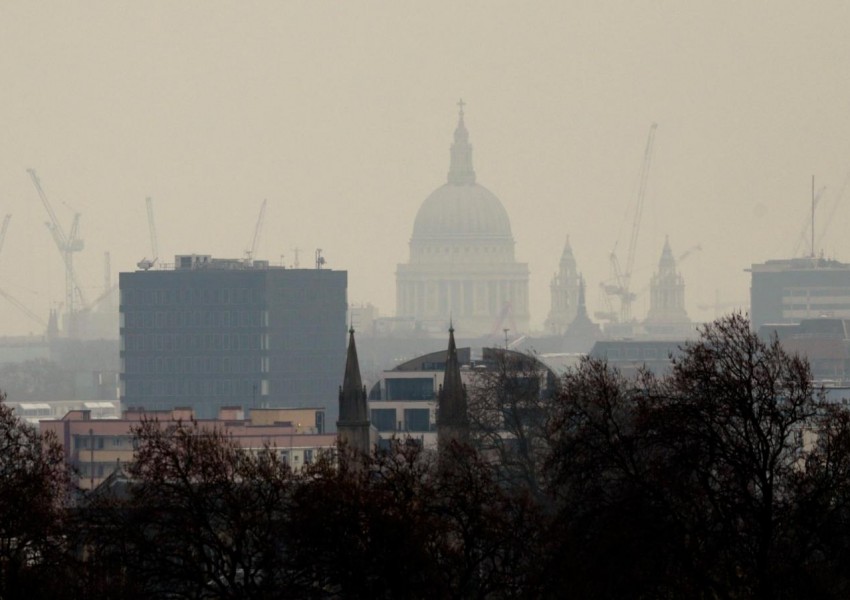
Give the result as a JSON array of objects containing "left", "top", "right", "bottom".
[
  {"left": 0, "top": 393, "right": 73, "bottom": 599},
  {"left": 91, "top": 417, "right": 298, "bottom": 599},
  {"left": 542, "top": 314, "right": 843, "bottom": 599},
  {"left": 467, "top": 349, "right": 557, "bottom": 499}
]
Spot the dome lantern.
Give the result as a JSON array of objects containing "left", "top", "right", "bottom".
[{"left": 447, "top": 98, "right": 476, "bottom": 186}]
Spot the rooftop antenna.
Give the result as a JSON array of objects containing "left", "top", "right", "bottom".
[{"left": 315, "top": 248, "right": 325, "bottom": 270}]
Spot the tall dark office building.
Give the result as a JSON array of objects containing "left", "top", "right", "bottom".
[{"left": 120, "top": 255, "right": 347, "bottom": 423}]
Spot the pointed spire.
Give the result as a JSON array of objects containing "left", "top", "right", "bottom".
[
  {"left": 447, "top": 99, "right": 476, "bottom": 185},
  {"left": 658, "top": 235, "right": 676, "bottom": 274},
  {"left": 338, "top": 327, "right": 367, "bottom": 423},
  {"left": 562, "top": 273, "right": 603, "bottom": 353},
  {"left": 559, "top": 235, "right": 577, "bottom": 272},
  {"left": 438, "top": 324, "right": 469, "bottom": 450},
  {"left": 645, "top": 236, "right": 690, "bottom": 328}
]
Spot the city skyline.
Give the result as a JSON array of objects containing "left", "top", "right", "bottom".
[{"left": 3, "top": 3, "right": 850, "bottom": 336}]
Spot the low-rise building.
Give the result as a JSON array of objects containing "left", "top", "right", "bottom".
[
  {"left": 40, "top": 405, "right": 334, "bottom": 489},
  {"left": 367, "top": 342, "right": 553, "bottom": 449},
  {"left": 8, "top": 399, "right": 120, "bottom": 428}
]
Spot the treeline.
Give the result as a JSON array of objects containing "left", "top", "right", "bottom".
[{"left": 4, "top": 314, "right": 850, "bottom": 598}]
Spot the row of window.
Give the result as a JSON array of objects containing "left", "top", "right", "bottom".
[
  {"left": 384, "top": 378, "right": 435, "bottom": 401},
  {"left": 123, "top": 355, "right": 269, "bottom": 375},
  {"left": 785, "top": 288, "right": 850, "bottom": 298},
  {"left": 370, "top": 408, "right": 432, "bottom": 432},
  {"left": 122, "top": 309, "right": 267, "bottom": 330},
  {"left": 122, "top": 333, "right": 268, "bottom": 352},
  {"left": 599, "top": 347, "right": 671, "bottom": 360},
  {"left": 783, "top": 303, "right": 850, "bottom": 312},
  {"left": 122, "top": 287, "right": 263, "bottom": 307},
  {"left": 74, "top": 435, "right": 132, "bottom": 450},
  {"left": 124, "top": 378, "right": 269, "bottom": 398}
]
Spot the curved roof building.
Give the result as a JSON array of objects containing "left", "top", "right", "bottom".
[{"left": 395, "top": 103, "right": 530, "bottom": 337}]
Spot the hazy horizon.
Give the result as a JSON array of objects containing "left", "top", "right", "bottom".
[{"left": 3, "top": 2, "right": 850, "bottom": 337}]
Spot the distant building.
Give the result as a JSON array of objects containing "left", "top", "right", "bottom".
[
  {"left": 40, "top": 405, "right": 334, "bottom": 489},
  {"left": 395, "top": 102, "right": 530, "bottom": 337},
  {"left": 8, "top": 399, "right": 119, "bottom": 428},
  {"left": 545, "top": 236, "right": 581, "bottom": 336},
  {"left": 762, "top": 317, "right": 850, "bottom": 385},
  {"left": 589, "top": 339, "right": 686, "bottom": 378},
  {"left": 644, "top": 237, "right": 694, "bottom": 338},
  {"left": 119, "top": 256, "right": 347, "bottom": 421},
  {"left": 561, "top": 276, "right": 604, "bottom": 353},
  {"left": 749, "top": 257, "right": 850, "bottom": 331},
  {"left": 367, "top": 337, "right": 552, "bottom": 449}
]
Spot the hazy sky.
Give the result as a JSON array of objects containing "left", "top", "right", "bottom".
[{"left": 3, "top": 2, "right": 850, "bottom": 337}]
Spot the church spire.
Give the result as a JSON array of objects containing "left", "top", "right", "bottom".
[
  {"left": 447, "top": 99, "right": 476, "bottom": 185},
  {"left": 337, "top": 327, "right": 371, "bottom": 457},
  {"left": 438, "top": 323, "right": 470, "bottom": 451},
  {"left": 645, "top": 237, "right": 691, "bottom": 331},
  {"left": 559, "top": 235, "right": 577, "bottom": 274},
  {"left": 658, "top": 235, "right": 675, "bottom": 274}
]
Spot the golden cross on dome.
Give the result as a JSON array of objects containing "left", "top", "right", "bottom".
[{"left": 457, "top": 98, "right": 465, "bottom": 115}]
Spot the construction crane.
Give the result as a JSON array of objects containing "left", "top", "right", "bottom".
[
  {"left": 138, "top": 196, "right": 159, "bottom": 270},
  {"left": 245, "top": 199, "right": 267, "bottom": 263},
  {"left": 27, "top": 169, "right": 87, "bottom": 330},
  {"left": 603, "top": 123, "right": 658, "bottom": 323},
  {"left": 817, "top": 169, "right": 850, "bottom": 253},
  {"left": 0, "top": 214, "right": 9, "bottom": 256},
  {"left": 0, "top": 215, "right": 47, "bottom": 329}
]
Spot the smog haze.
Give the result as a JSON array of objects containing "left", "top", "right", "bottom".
[{"left": 2, "top": 1, "right": 850, "bottom": 336}]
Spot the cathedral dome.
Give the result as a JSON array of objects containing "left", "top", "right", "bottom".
[
  {"left": 395, "top": 101, "right": 530, "bottom": 337},
  {"left": 412, "top": 182, "right": 513, "bottom": 240},
  {"left": 410, "top": 101, "right": 514, "bottom": 242}
]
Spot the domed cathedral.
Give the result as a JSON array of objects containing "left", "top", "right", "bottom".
[
  {"left": 395, "top": 101, "right": 530, "bottom": 337},
  {"left": 544, "top": 236, "right": 581, "bottom": 335},
  {"left": 644, "top": 237, "right": 693, "bottom": 337}
]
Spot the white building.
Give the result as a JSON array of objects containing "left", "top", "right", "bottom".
[{"left": 395, "top": 102, "right": 530, "bottom": 337}]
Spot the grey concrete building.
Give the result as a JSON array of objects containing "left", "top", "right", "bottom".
[
  {"left": 119, "top": 255, "right": 347, "bottom": 422},
  {"left": 749, "top": 257, "right": 850, "bottom": 331}
]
